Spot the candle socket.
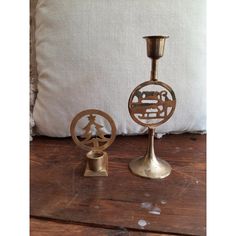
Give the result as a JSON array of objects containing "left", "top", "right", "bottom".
[
  {"left": 143, "top": 35, "right": 169, "bottom": 59},
  {"left": 144, "top": 36, "right": 169, "bottom": 81},
  {"left": 84, "top": 150, "right": 108, "bottom": 176}
]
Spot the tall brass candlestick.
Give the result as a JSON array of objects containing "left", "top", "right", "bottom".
[{"left": 128, "top": 36, "right": 176, "bottom": 179}]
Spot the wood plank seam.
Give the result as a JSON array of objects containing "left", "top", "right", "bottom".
[{"left": 30, "top": 215, "right": 199, "bottom": 236}]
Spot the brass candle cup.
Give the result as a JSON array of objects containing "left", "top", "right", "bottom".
[
  {"left": 86, "top": 150, "right": 106, "bottom": 172},
  {"left": 143, "top": 35, "right": 169, "bottom": 59}
]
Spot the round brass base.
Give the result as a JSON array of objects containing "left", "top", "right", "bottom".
[{"left": 129, "top": 156, "right": 171, "bottom": 179}]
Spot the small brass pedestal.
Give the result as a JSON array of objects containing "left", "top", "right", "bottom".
[{"left": 70, "top": 109, "right": 116, "bottom": 177}]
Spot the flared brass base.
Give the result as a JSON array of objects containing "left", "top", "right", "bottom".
[
  {"left": 129, "top": 155, "right": 171, "bottom": 179},
  {"left": 128, "top": 128, "right": 171, "bottom": 179}
]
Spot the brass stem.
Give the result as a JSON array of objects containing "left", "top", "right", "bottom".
[
  {"left": 150, "top": 59, "right": 157, "bottom": 81},
  {"left": 129, "top": 126, "right": 171, "bottom": 178},
  {"left": 145, "top": 128, "right": 157, "bottom": 161}
]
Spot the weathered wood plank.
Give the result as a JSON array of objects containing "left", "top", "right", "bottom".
[
  {"left": 31, "top": 134, "right": 206, "bottom": 235},
  {"left": 31, "top": 217, "right": 177, "bottom": 236}
]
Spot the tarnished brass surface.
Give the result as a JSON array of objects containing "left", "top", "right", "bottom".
[
  {"left": 128, "top": 80, "right": 176, "bottom": 128},
  {"left": 143, "top": 35, "right": 169, "bottom": 81},
  {"left": 128, "top": 36, "right": 175, "bottom": 179},
  {"left": 84, "top": 151, "right": 108, "bottom": 176},
  {"left": 70, "top": 109, "right": 116, "bottom": 152},
  {"left": 143, "top": 35, "right": 169, "bottom": 60},
  {"left": 70, "top": 109, "right": 116, "bottom": 176},
  {"left": 129, "top": 128, "right": 171, "bottom": 179}
]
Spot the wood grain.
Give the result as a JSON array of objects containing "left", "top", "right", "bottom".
[
  {"left": 31, "top": 134, "right": 206, "bottom": 235},
  {"left": 31, "top": 217, "right": 176, "bottom": 236}
]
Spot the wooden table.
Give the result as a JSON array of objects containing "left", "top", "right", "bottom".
[{"left": 30, "top": 134, "right": 206, "bottom": 235}]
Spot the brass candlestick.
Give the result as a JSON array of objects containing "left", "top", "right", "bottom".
[
  {"left": 70, "top": 109, "right": 116, "bottom": 176},
  {"left": 128, "top": 36, "right": 176, "bottom": 179}
]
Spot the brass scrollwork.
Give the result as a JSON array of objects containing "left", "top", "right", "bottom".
[
  {"left": 70, "top": 109, "right": 116, "bottom": 152},
  {"left": 128, "top": 80, "right": 176, "bottom": 128}
]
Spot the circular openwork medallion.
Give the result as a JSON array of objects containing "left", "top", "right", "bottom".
[
  {"left": 128, "top": 80, "right": 176, "bottom": 128},
  {"left": 70, "top": 109, "right": 116, "bottom": 152}
]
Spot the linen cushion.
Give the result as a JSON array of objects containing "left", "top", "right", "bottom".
[{"left": 33, "top": 0, "right": 206, "bottom": 137}]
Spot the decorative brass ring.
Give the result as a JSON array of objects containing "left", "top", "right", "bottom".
[
  {"left": 70, "top": 109, "right": 116, "bottom": 152},
  {"left": 128, "top": 80, "right": 176, "bottom": 128}
]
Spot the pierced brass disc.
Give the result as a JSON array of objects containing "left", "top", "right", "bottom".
[
  {"left": 128, "top": 80, "right": 176, "bottom": 128},
  {"left": 70, "top": 109, "right": 116, "bottom": 152}
]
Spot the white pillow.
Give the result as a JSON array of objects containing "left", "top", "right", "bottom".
[{"left": 33, "top": 0, "right": 206, "bottom": 137}]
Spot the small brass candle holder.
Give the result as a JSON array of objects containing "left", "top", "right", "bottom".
[
  {"left": 70, "top": 109, "right": 116, "bottom": 176},
  {"left": 128, "top": 36, "right": 176, "bottom": 179}
]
